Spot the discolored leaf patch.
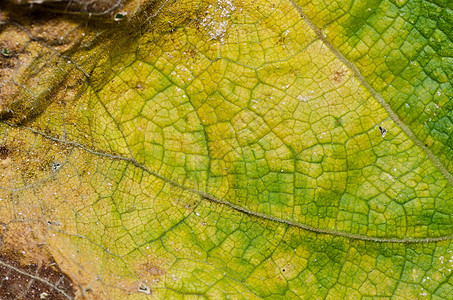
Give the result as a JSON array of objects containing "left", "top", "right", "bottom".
[
  {"left": 0, "top": 145, "right": 10, "bottom": 160},
  {"left": 5, "top": 0, "right": 125, "bottom": 15},
  {"left": 0, "top": 255, "right": 75, "bottom": 300}
]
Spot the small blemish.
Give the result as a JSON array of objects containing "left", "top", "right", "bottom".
[
  {"left": 0, "top": 145, "right": 11, "bottom": 159},
  {"left": 138, "top": 283, "right": 151, "bottom": 295},
  {"left": 114, "top": 12, "right": 126, "bottom": 21},
  {"left": 379, "top": 126, "right": 387, "bottom": 138},
  {"left": 51, "top": 162, "right": 61, "bottom": 171},
  {"left": 1, "top": 48, "right": 11, "bottom": 57}
]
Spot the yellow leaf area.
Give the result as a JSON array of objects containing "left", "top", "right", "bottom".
[{"left": 1, "top": 0, "right": 453, "bottom": 298}]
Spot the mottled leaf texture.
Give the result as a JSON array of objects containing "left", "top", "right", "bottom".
[{"left": 0, "top": 0, "right": 452, "bottom": 298}]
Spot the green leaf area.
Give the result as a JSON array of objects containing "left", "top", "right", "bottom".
[{"left": 0, "top": 0, "right": 452, "bottom": 298}]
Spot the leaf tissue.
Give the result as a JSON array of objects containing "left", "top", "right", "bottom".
[{"left": 0, "top": 0, "right": 452, "bottom": 298}]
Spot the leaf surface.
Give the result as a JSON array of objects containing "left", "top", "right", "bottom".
[{"left": 0, "top": 0, "right": 452, "bottom": 298}]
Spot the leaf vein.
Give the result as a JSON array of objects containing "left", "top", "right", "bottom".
[{"left": 6, "top": 121, "right": 453, "bottom": 244}]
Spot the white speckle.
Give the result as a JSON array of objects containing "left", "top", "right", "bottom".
[
  {"left": 200, "top": 0, "right": 236, "bottom": 42},
  {"left": 297, "top": 95, "right": 309, "bottom": 102}
]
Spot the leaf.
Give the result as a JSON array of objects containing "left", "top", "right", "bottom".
[{"left": 0, "top": 0, "right": 452, "bottom": 298}]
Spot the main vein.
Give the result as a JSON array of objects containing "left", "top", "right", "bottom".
[{"left": 6, "top": 121, "right": 453, "bottom": 244}]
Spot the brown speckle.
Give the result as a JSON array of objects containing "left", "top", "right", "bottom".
[
  {"left": 141, "top": 263, "right": 166, "bottom": 277},
  {"left": 0, "top": 145, "right": 10, "bottom": 160},
  {"left": 332, "top": 69, "right": 348, "bottom": 84}
]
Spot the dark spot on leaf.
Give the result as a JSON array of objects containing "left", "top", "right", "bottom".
[
  {"left": 51, "top": 162, "right": 61, "bottom": 172},
  {"left": 0, "top": 145, "right": 10, "bottom": 160},
  {"left": 114, "top": 12, "right": 126, "bottom": 21},
  {"left": 138, "top": 283, "right": 151, "bottom": 295},
  {"left": 379, "top": 126, "right": 387, "bottom": 137},
  {"left": 277, "top": 34, "right": 287, "bottom": 45},
  {"left": 1, "top": 48, "right": 11, "bottom": 57}
]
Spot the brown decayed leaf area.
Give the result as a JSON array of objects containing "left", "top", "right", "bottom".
[
  {"left": 0, "top": 223, "right": 75, "bottom": 299},
  {"left": 0, "top": 1, "right": 149, "bottom": 298}
]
